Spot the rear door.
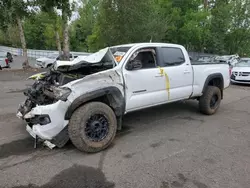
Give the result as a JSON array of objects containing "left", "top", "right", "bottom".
[{"left": 159, "top": 47, "right": 193, "bottom": 101}]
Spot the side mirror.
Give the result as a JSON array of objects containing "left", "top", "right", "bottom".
[{"left": 126, "top": 60, "right": 143, "bottom": 70}]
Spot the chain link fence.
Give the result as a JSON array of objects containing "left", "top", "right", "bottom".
[
  {"left": 0, "top": 46, "right": 90, "bottom": 58},
  {"left": 0, "top": 45, "right": 216, "bottom": 60}
]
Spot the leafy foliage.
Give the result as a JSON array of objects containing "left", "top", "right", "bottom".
[
  {"left": 1, "top": 0, "right": 250, "bottom": 57},
  {"left": 0, "top": 0, "right": 32, "bottom": 67}
]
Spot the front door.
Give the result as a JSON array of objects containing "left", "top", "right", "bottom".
[{"left": 123, "top": 48, "right": 168, "bottom": 112}]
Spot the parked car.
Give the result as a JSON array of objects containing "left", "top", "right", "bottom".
[
  {"left": 230, "top": 58, "right": 250, "bottom": 84},
  {"left": 35, "top": 53, "right": 77, "bottom": 68},
  {"left": 0, "top": 52, "right": 10, "bottom": 70},
  {"left": 17, "top": 43, "right": 230, "bottom": 153},
  {"left": 215, "top": 54, "right": 240, "bottom": 66},
  {"left": 196, "top": 55, "right": 214, "bottom": 62}
]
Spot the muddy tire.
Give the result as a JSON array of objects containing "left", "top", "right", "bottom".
[
  {"left": 68, "top": 102, "right": 117, "bottom": 153},
  {"left": 199, "top": 86, "right": 221, "bottom": 115}
]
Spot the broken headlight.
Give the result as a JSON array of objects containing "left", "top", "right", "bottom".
[{"left": 53, "top": 87, "right": 72, "bottom": 101}]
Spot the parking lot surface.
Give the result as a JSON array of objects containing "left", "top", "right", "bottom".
[{"left": 0, "top": 67, "right": 250, "bottom": 188}]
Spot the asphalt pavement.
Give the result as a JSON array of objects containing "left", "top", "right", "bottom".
[
  {"left": 0, "top": 58, "right": 250, "bottom": 188},
  {"left": 9, "top": 55, "right": 36, "bottom": 69}
]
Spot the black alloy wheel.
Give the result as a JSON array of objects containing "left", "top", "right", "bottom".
[{"left": 85, "top": 114, "right": 109, "bottom": 142}]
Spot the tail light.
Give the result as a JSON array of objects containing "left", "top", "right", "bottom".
[{"left": 5, "top": 58, "right": 8, "bottom": 65}]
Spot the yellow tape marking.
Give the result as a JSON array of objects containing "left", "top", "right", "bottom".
[{"left": 158, "top": 67, "right": 170, "bottom": 100}]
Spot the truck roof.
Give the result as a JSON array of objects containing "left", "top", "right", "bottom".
[{"left": 111, "top": 42, "right": 184, "bottom": 49}]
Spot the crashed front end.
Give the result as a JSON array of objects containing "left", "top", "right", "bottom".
[
  {"left": 17, "top": 70, "right": 78, "bottom": 148},
  {"left": 16, "top": 47, "right": 118, "bottom": 148}
]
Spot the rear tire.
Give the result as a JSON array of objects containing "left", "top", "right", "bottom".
[
  {"left": 199, "top": 86, "right": 221, "bottom": 115},
  {"left": 68, "top": 102, "right": 117, "bottom": 153}
]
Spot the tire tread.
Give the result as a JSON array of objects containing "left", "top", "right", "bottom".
[
  {"left": 68, "top": 102, "right": 117, "bottom": 153},
  {"left": 199, "top": 86, "right": 221, "bottom": 115}
]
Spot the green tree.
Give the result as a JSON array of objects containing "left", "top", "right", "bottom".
[
  {"left": 87, "top": 0, "right": 165, "bottom": 51},
  {"left": 0, "top": 25, "right": 21, "bottom": 47},
  {"left": 23, "top": 12, "right": 63, "bottom": 50},
  {"left": 179, "top": 9, "right": 211, "bottom": 52},
  {"left": 36, "top": 0, "right": 74, "bottom": 59},
  {"left": 70, "top": 0, "right": 100, "bottom": 51},
  {"left": 24, "top": 12, "right": 47, "bottom": 49},
  {"left": 0, "top": 0, "right": 31, "bottom": 68},
  {"left": 224, "top": 0, "right": 250, "bottom": 55},
  {"left": 209, "top": 0, "right": 231, "bottom": 54}
]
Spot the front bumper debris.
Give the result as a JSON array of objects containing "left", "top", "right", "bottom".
[
  {"left": 25, "top": 124, "right": 56, "bottom": 149},
  {"left": 17, "top": 100, "right": 71, "bottom": 149}
]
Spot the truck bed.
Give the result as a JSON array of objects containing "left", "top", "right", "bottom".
[
  {"left": 191, "top": 62, "right": 230, "bottom": 97},
  {"left": 191, "top": 60, "right": 228, "bottom": 65}
]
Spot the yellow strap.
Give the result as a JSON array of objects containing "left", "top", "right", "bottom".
[{"left": 158, "top": 67, "right": 170, "bottom": 100}]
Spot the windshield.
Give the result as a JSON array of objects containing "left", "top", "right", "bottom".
[
  {"left": 236, "top": 60, "right": 250, "bottom": 67},
  {"left": 110, "top": 46, "right": 132, "bottom": 62}
]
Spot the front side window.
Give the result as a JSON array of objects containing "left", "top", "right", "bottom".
[
  {"left": 161, "top": 47, "right": 185, "bottom": 66},
  {"left": 127, "top": 48, "right": 157, "bottom": 70}
]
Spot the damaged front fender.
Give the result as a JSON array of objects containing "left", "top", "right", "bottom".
[{"left": 65, "top": 86, "right": 125, "bottom": 120}]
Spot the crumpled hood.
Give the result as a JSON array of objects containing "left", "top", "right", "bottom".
[
  {"left": 232, "top": 67, "right": 250, "bottom": 72},
  {"left": 54, "top": 47, "right": 116, "bottom": 71},
  {"left": 64, "top": 68, "right": 124, "bottom": 103}
]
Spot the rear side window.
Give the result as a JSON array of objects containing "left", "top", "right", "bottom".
[{"left": 161, "top": 47, "right": 185, "bottom": 66}]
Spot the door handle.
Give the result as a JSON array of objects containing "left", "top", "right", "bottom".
[
  {"left": 155, "top": 73, "right": 164, "bottom": 77},
  {"left": 183, "top": 70, "right": 191, "bottom": 74}
]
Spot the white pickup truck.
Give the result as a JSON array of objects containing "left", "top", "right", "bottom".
[{"left": 17, "top": 43, "right": 230, "bottom": 153}]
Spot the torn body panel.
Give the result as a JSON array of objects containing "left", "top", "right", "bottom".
[
  {"left": 54, "top": 47, "right": 116, "bottom": 71},
  {"left": 17, "top": 66, "right": 124, "bottom": 147},
  {"left": 24, "top": 100, "right": 70, "bottom": 140}
]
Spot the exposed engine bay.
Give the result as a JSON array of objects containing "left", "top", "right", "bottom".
[
  {"left": 16, "top": 47, "right": 120, "bottom": 149},
  {"left": 19, "top": 58, "right": 115, "bottom": 118}
]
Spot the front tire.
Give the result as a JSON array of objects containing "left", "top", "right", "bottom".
[
  {"left": 199, "top": 86, "right": 221, "bottom": 115},
  {"left": 68, "top": 102, "right": 117, "bottom": 153}
]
